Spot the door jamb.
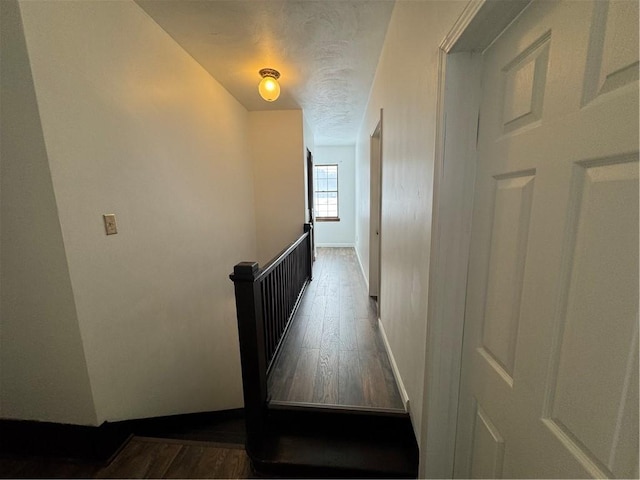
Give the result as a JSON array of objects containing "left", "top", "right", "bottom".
[
  {"left": 306, "top": 149, "right": 316, "bottom": 261},
  {"left": 369, "top": 110, "right": 383, "bottom": 304},
  {"left": 420, "top": 1, "right": 531, "bottom": 478}
]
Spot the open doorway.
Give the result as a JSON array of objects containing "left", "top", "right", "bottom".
[{"left": 369, "top": 110, "right": 383, "bottom": 311}]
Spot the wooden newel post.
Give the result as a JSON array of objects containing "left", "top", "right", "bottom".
[
  {"left": 229, "top": 262, "right": 267, "bottom": 449},
  {"left": 304, "top": 223, "right": 313, "bottom": 281}
]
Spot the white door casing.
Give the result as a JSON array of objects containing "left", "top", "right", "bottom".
[{"left": 454, "top": 1, "right": 639, "bottom": 478}]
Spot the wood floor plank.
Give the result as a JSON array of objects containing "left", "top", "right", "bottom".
[
  {"left": 285, "top": 314, "right": 309, "bottom": 346},
  {"left": 268, "top": 345, "right": 300, "bottom": 401},
  {"left": 339, "top": 302, "right": 355, "bottom": 321},
  {"left": 296, "top": 295, "right": 315, "bottom": 315},
  {"left": 286, "top": 348, "right": 320, "bottom": 402},
  {"left": 324, "top": 297, "right": 340, "bottom": 317},
  {"left": 312, "top": 347, "right": 339, "bottom": 403},
  {"left": 355, "top": 319, "right": 380, "bottom": 352},
  {"left": 95, "top": 438, "right": 181, "bottom": 479},
  {"left": 354, "top": 298, "right": 376, "bottom": 318},
  {"left": 320, "top": 316, "right": 340, "bottom": 351},
  {"left": 163, "top": 444, "right": 252, "bottom": 479},
  {"left": 301, "top": 317, "right": 323, "bottom": 349},
  {"left": 359, "top": 351, "right": 393, "bottom": 409},
  {"left": 0, "top": 439, "right": 254, "bottom": 480},
  {"left": 266, "top": 248, "right": 406, "bottom": 411},
  {"left": 339, "top": 316, "right": 358, "bottom": 351},
  {"left": 326, "top": 282, "right": 340, "bottom": 302},
  {"left": 308, "top": 295, "right": 327, "bottom": 319},
  {"left": 338, "top": 350, "right": 364, "bottom": 406},
  {"left": 378, "top": 353, "right": 405, "bottom": 410}
]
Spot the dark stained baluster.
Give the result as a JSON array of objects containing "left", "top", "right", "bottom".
[
  {"left": 287, "top": 256, "right": 291, "bottom": 314},
  {"left": 270, "top": 269, "right": 276, "bottom": 360},
  {"left": 269, "top": 274, "right": 279, "bottom": 360},
  {"left": 270, "top": 274, "right": 276, "bottom": 360},
  {"left": 278, "top": 264, "right": 283, "bottom": 342},
  {"left": 263, "top": 278, "right": 270, "bottom": 362},
  {"left": 276, "top": 266, "right": 282, "bottom": 346},
  {"left": 262, "top": 280, "right": 268, "bottom": 362},
  {"left": 282, "top": 262, "right": 287, "bottom": 333},
  {"left": 304, "top": 223, "right": 313, "bottom": 281},
  {"left": 274, "top": 271, "right": 279, "bottom": 357},
  {"left": 290, "top": 254, "right": 295, "bottom": 314}
]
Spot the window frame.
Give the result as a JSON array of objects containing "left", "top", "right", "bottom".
[{"left": 313, "top": 164, "right": 340, "bottom": 222}]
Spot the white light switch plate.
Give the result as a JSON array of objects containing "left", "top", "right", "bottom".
[{"left": 103, "top": 214, "right": 117, "bottom": 235}]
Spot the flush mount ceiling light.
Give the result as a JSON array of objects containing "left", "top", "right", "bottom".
[{"left": 258, "top": 68, "right": 281, "bottom": 102}]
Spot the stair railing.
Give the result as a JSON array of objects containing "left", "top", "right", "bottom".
[{"left": 230, "top": 223, "right": 313, "bottom": 448}]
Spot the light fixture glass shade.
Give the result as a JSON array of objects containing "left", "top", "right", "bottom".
[{"left": 258, "top": 69, "right": 281, "bottom": 102}]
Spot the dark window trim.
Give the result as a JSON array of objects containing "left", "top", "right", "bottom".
[{"left": 316, "top": 217, "right": 340, "bottom": 222}]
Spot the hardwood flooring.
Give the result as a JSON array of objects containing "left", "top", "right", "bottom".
[
  {"left": 0, "top": 437, "right": 254, "bottom": 479},
  {"left": 268, "top": 247, "right": 405, "bottom": 410}
]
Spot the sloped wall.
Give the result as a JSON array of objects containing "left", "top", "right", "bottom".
[
  {"left": 9, "top": 0, "right": 257, "bottom": 424},
  {"left": 0, "top": 0, "right": 97, "bottom": 425}
]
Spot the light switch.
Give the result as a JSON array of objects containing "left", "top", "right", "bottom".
[{"left": 103, "top": 214, "right": 117, "bottom": 235}]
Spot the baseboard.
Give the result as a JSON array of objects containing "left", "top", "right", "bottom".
[
  {"left": 269, "top": 400, "right": 407, "bottom": 417},
  {"left": 315, "top": 243, "right": 355, "bottom": 247},
  {"left": 377, "top": 319, "right": 410, "bottom": 412},
  {"left": 355, "top": 246, "right": 369, "bottom": 291},
  {"left": 0, "top": 408, "right": 245, "bottom": 462},
  {"left": 0, "top": 419, "right": 131, "bottom": 463},
  {"left": 123, "top": 408, "right": 245, "bottom": 445}
]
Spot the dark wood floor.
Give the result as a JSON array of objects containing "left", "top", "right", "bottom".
[
  {"left": 0, "top": 437, "right": 254, "bottom": 479},
  {"left": 268, "top": 247, "right": 405, "bottom": 411}
]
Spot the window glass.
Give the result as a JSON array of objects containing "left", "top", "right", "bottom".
[{"left": 313, "top": 165, "right": 339, "bottom": 219}]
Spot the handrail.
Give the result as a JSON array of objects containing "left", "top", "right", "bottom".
[
  {"left": 255, "top": 230, "right": 310, "bottom": 282},
  {"left": 229, "top": 223, "right": 313, "bottom": 449}
]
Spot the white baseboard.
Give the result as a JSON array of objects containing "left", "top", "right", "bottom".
[
  {"left": 377, "top": 318, "right": 410, "bottom": 412},
  {"left": 354, "top": 246, "right": 369, "bottom": 291},
  {"left": 315, "top": 242, "right": 355, "bottom": 248}
]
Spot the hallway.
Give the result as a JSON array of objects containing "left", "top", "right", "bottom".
[{"left": 267, "top": 248, "right": 404, "bottom": 411}]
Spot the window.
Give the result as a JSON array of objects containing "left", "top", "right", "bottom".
[{"left": 314, "top": 164, "right": 339, "bottom": 221}]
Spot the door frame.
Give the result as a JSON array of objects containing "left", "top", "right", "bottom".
[
  {"left": 369, "top": 110, "right": 383, "bottom": 303},
  {"left": 420, "top": 1, "right": 531, "bottom": 478},
  {"left": 306, "top": 148, "right": 316, "bottom": 260}
]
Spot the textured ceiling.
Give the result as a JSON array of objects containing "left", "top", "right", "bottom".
[{"left": 136, "top": 0, "right": 394, "bottom": 145}]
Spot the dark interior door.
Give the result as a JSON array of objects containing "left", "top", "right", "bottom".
[{"left": 306, "top": 149, "right": 315, "bottom": 261}]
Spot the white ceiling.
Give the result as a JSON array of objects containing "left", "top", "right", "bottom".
[{"left": 136, "top": 0, "right": 395, "bottom": 145}]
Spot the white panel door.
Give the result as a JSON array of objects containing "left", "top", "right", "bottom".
[{"left": 454, "top": 1, "right": 639, "bottom": 478}]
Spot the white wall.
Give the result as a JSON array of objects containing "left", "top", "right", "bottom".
[
  {"left": 314, "top": 146, "right": 356, "bottom": 246},
  {"left": 11, "top": 0, "right": 257, "bottom": 424},
  {"left": 0, "top": 0, "right": 97, "bottom": 425},
  {"left": 355, "top": 0, "right": 467, "bottom": 448},
  {"left": 249, "top": 110, "right": 306, "bottom": 266}
]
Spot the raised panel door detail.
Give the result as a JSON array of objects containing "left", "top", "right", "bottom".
[
  {"left": 502, "top": 32, "right": 550, "bottom": 132},
  {"left": 456, "top": 1, "right": 639, "bottom": 477},
  {"left": 545, "top": 157, "right": 639, "bottom": 478},
  {"left": 470, "top": 402, "right": 505, "bottom": 479},
  {"left": 583, "top": 0, "right": 639, "bottom": 103},
  {"left": 479, "top": 172, "right": 535, "bottom": 385}
]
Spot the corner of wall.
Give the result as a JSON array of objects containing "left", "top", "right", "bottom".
[
  {"left": 0, "top": 0, "right": 97, "bottom": 425},
  {"left": 249, "top": 110, "right": 307, "bottom": 265}
]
